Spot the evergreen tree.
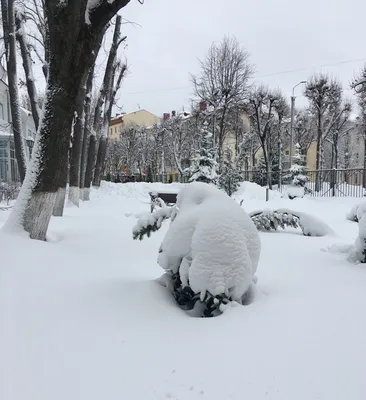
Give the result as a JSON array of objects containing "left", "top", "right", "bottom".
[
  {"left": 188, "top": 124, "right": 218, "bottom": 184},
  {"left": 219, "top": 149, "right": 242, "bottom": 196}
]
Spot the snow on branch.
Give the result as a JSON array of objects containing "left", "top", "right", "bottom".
[
  {"left": 132, "top": 206, "right": 177, "bottom": 240},
  {"left": 249, "top": 208, "right": 333, "bottom": 237}
]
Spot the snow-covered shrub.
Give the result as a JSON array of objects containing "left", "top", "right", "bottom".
[
  {"left": 346, "top": 202, "right": 366, "bottom": 223},
  {"left": 218, "top": 149, "right": 242, "bottom": 196},
  {"left": 249, "top": 208, "right": 333, "bottom": 237},
  {"left": 133, "top": 182, "right": 261, "bottom": 317},
  {"left": 283, "top": 163, "right": 310, "bottom": 199},
  {"left": 187, "top": 125, "right": 218, "bottom": 185},
  {"left": 349, "top": 214, "right": 366, "bottom": 263}
]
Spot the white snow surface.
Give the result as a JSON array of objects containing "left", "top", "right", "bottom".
[
  {"left": 1, "top": 181, "right": 366, "bottom": 400},
  {"left": 157, "top": 182, "right": 260, "bottom": 300}
]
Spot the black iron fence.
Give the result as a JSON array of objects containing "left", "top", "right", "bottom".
[
  {"left": 103, "top": 168, "right": 366, "bottom": 198},
  {"left": 246, "top": 168, "right": 366, "bottom": 197}
]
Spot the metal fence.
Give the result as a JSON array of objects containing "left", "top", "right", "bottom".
[
  {"left": 104, "top": 168, "right": 366, "bottom": 197},
  {"left": 246, "top": 168, "right": 366, "bottom": 198}
]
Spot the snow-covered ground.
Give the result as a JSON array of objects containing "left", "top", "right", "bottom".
[{"left": 1, "top": 181, "right": 366, "bottom": 400}]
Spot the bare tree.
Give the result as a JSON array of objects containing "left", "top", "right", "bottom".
[
  {"left": 93, "top": 61, "right": 127, "bottom": 186},
  {"left": 1, "top": 0, "right": 27, "bottom": 182},
  {"left": 2, "top": 0, "right": 134, "bottom": 241},
  {"left": 15, "top": 5, "right": 41, "bottom": 131},
  {"left": 304, "top": 74, "right": 346, "bottom": 191},
  {"left": 351, "top": 65, "right": 366, "bottom": 187},
  {"left": 191, "top": 36, "right": 253, "bottom": 162},
  {"left": 293, "top": 108, "right": 316, "bottom": 159},
  {"left": 79, "top": 65, "right": 95, "bottom": 199},
  {"left": 246, "top": 86, "right": 281, "bottom": 188},
  {"left": 90, "top": 14, "right": 127, "bottom": 187}
]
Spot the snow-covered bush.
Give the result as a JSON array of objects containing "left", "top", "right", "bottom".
[
  {"left": 187, "top": 125, "right": 218, "bottom": 185},
  {"left": 349, "top": 214, "right": 366, "bottom": 263},
  {"left": 249, "top": 208, "right": 333, "bottom": 237},
  {"left": 346, "top": 202, "right": 366, "bottom": 223},
  {"left": 218, "top": 149, "right": 242, "bottom": 196},
  {"left": 133, "top": 182, "right": 261, "bottom": 317},
  {"left": 283, "top": 164, "right": 310, "bottom": 199}
]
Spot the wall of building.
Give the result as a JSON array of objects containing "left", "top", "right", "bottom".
[{"left": 109, "top": 109, "right": 160, "bottom": 141}]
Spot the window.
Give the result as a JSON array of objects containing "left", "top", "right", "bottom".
[{"left": 0, "top": 103, "right": 4, "bottom": 120}]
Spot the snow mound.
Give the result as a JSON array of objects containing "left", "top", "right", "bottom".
[
  {"left": 234, "top": 181, "right": 282, "bottom": 201},
  {"left": 94, "top": 181, "right": 185, "bottom": 200},
  {"left": 349, "top": 214, "right": 366, "bottom": 263},
  {"left": 346, "top": 201, "right": 366, "bottom": 223},
  {"left": 158, "top": 182, "right": 261, "bottom": 304}
]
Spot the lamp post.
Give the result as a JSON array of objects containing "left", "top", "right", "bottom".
[
  {"left": 289, "top": 80, "right": 307, "bottom": 168},
  {"left": 26, "top": 136, "right": 35, "bottom": 160}
]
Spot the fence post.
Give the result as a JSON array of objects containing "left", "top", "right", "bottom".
[{"left": 331, "top": 168, "right": 336, "bottom": 197}]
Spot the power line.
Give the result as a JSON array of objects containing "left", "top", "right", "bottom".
[{"left": 124, "top": 57, "right": 366, "bottom": 96}]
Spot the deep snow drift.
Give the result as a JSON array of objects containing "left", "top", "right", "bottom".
[{"left": 1, "top": 181, "right": 366, "bottom": 400}]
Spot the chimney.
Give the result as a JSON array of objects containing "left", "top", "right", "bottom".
[
  {"left": 171, "top": 110, "right": 176, "bottom": 117},
  {"left": 163, "top": 112, "right": 170, "bottom": 121},
  {"left": 199, "top": 101, "right": 207, "bottom": 112}
]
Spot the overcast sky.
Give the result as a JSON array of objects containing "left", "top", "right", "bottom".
[
  {"left": 28, "top": 0, "right": 364, "bottom": 118},
  {"left": 107, "top": 0, "right": 365, "bottom": 118}
]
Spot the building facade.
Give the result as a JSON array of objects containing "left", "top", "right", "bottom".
[
  {"left": 0, "top": 63, "right": 36, "bottom": 183},
  {"left": 109, "top": 109, "right": 160, "bottom": 140}
]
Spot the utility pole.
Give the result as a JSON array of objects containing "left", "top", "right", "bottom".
[{"left": 289, "top": 81, "right": 307, "bottom": 168}]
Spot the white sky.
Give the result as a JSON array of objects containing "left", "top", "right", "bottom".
[{"left": 31, "top": 0, "right": 366, "bottom": 118}]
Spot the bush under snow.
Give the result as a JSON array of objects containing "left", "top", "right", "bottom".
[
  {"left": 249, "top": 208, "right": 333, "bottom": 237},
  {"left": 134, "top": 182, "right": 261, "bottom": 317},
  {"left": 349, "top": 214, "right": 366, "bottom": 263},
  {"left": 346, "top": 201, "right": 366, "bottom": 223}
]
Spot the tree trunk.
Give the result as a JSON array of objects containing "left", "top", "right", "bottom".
[
  {"left": 80, "top": 67, "right": 94, "bottom": 200},
  {"left": 53, "top": 164, "right": 68, "bottom": 216},
  {"left": 15, "top": 10, "right": 40, "bottom": 131},
  {"left": 1, "top": 0, "right": 27, "bottom": 181},
  {"left": 68, "top": 79, "right": 87, "bottom": 206},
  {"left": 84, "top": 134, "right": 97, "bottom": 201},
  {"left": 93, "top": 136, "right": 108, "bottom": 187},
  {"left": 363, "top": 135, "right": 366, "bottom": 189},
  {"left": 315, "top": 113, "right": 322, "bottom": 192}
]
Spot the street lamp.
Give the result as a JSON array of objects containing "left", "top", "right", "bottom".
[
  {"left": 26, "top": 136, "right": 35, "bottom": 160},
  {"left": 289, "top": 80, "right": 307, "bottom": 168}
]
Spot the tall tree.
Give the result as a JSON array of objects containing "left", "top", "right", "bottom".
[
  {"left": 3, "top": 0, "right": 134, "bottom": 241},
  {"left": 191, "top": 36, "right": 253, "bottom": 162},
  {"left": 1, "top": 0, "right": 27, "bottom": 182},
  {"left": 90, "top": 14, "right": 127, "bottom": 188},
  {"left": 304, "top": 74, "right": 346, "bottom": 191},
  {"left": 246, "top": 86, "right": 281, "bottom": 189},
  {"left": 352, "top": 65, "right": 366, "bottom": 187},
  {"left": 15, "top": 5, "right": 41, "bottom": 131},
  {"left": 79, "top": 65, "right": 95, "bottom": 200}
]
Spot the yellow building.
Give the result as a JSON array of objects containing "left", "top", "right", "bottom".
[{"left": 109, "top": 109, "right": 160, "bottom": 140}]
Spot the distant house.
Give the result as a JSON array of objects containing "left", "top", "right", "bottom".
[
  {"left": 109, "top": 109, "right": 160, "bottom": 140},
  {"left": 0, "top": 62, "right": 36, "bottom": 183}
]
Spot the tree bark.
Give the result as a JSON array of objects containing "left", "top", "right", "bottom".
[
  {"left": 93, "top": 136, "right": 108, "bottom": 187},
  {"left": 80, "top": 66, "right": 95, "bottom": 200},
  {"left": 15, "top": 9, "right": 40, "bottom": 131},
  {"left": 84, "top": 134, "right": 97, "bottom": 201},
  {"left": 68, "top": 78, "right": 87, "bottom": 206},
  {"left": 315, "top": 113, "right": 322, "bottom": 192},
  {"left": 1, "top": 0, "right": 27, "bottom": 182},
  {"left": 2, "top": 0, "right": 132, "bottom": 240}
]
